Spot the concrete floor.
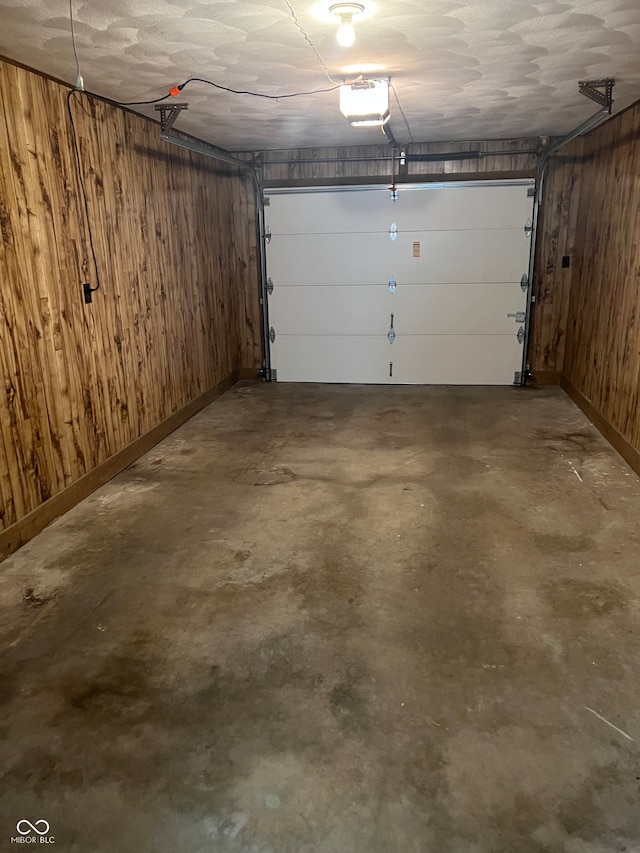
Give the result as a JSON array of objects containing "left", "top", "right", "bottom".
[{"left": 1, "top": 383, "right": 640, "bottom": 853}]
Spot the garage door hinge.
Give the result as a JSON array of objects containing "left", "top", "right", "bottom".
[
  {"left": 520, "top": 273, "right": 529, "bottom": 292},
  {"left": 266, "top": 277, "right": 274, "bottom": 295},
  {"left": 269, "top": 326, "right": 276, "bottom": 343},
  {"left": 524, "top": 219, "right": 533, "bottom": 238},
  {"left": 270, "top": 368, "right": 277, "bottom": 380},
  {"left": 517, "top": 326, "right": 525, "bottom": 344},
  {"left": 264, "top": 227, "right": 272, "bottom": 244},
  {"left": 514, "top": 371, "right": 523, "bottom": 385},
  {"left": 388, "top": 313, "right": 396, "bottom": 343}
]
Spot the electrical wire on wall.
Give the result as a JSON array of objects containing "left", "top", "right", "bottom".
[
  {"left": 69, "top": 0, "right": 83, "bottom": 91},
  {"left": 67, "top": 0, "right": 101, "bottom": 300},
  {"left": 66, "top": 90, "right": 101, "bottom": 298},
  {"left": 283, "top": 0, "right": 344, "bottom": 86},
  {"left": 118, "top": 0, "right": 363, "bottom": 106},
  {"left": 117, "top": 76, "right": 344, "bottom": 107},
  {"left": 391, "top": 83, "right": 414, "bottom": 143}
]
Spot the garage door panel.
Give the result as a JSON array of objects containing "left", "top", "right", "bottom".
[
  {"left": 393, "top": 335, "right": 524, "bottom": 385},
  {"left": 267, "top": 184, "right": 533, "bottom": 235},
  {"left": 265, "top": 181, "right": 534, "bottom": 385},
  {"left": 272, "top": 336, "right": 393, "bottom": 384},
  {"left": 267, "top": 230, "right": 530, "bottom": 286},
  {"left": 272, "top": 334, "right": 523, "bottom": 384},
  {"left": 271, "top": 284, "right": 526, "bottom": 336}
]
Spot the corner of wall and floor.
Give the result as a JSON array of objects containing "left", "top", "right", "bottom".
[
  {"left": 528, "top": 97, "right": 640, "bottom": 478},
  {"left": 2, "top": 52, "right": 639, "bottom": 562},
  {"left": 0, "top": 57, "right": 263, "bottom": 561}
]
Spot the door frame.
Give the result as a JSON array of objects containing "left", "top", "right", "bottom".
[{"left": 263, "top": 178, "right": 536, "bottom": 384}]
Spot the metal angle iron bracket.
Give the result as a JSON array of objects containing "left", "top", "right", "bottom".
[
  {"left": 155, "top": 103, "right": 189, "bottom": 132},
  {"left": 578, "top": 79, "right": 615, "bottom": 113}
]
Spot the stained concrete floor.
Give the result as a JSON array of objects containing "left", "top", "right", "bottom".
[{"left": 1, "top": 383, "right": 640, "bottom": 853}]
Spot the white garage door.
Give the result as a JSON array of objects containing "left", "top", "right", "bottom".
[{"left": 264, "top": 180, "right": 534, "bottom": 384}]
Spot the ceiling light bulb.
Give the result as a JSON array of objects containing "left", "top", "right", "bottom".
[
  {"left": 330, "top": 3, "right": 364, "bottom": 48},
  {"left": 336, "top": 20, "right": 356, "bottom": 47}
]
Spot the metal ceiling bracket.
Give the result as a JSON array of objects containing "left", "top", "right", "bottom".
[
  {"left": 578, "top": 79, "right": 615, "bottom": 113},
  {"left": 155, "top": 103, "right": 189, "bottom": 131}
]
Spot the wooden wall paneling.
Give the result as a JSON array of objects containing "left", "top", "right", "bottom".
[
  {"left": 227, "top": 169, "right": 246, "bottom": 370},
  {"left": 0, "top": 374, "right": 237, "bottom": 561},
  {"left": 604, "top": 107, "right": 640, "bottom": 451},
  {"left": 33, "top": 82, "right": 97, "bottom": 486},
  {"left": 0, "top": 150, "right": 17, "bottom": 527},
  {"left": 257, "top": 138, "right": 539, "bottom": 187},
  {"left": 0, "top": 77, "right": 30, "bottom": 526},
  {"left": 64, "top": 94, "right": 120, "bottom": 466},
  {"left": 71, "top": 94, "right": 133, "bottom": 462},
  {"left": 407, "top": 138, "right": 537, "bottom": 179},
  {"left": 563, "top": 102, "right": 640, "bottom": 452},
  {"left": 238, "top": 174, "right": 262, "bottom": 371},
  {"left": 0, "top": 57, "right": 263, "bottom": 554},
  {"left": 1, "top": 65, "right": 65, "bottom": 519},
  {"left": 528, "top": 141, "right": 582, "bottom": 380}
]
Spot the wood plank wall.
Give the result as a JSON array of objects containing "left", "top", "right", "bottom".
[
  {"left": 527, "top": 143, "right": 582, "bottom": 382},
  {"left": 245, "top": 138, "right": 538, "bottom": 186},
  {"left": 0, "top": 58, "right": 262, "bottom": 557},
  {"left": 561, "top": 101, "right": 640, "bottom": 468},
  {"left": 527, "top": 98, "right": 640, "bottom": 471}
]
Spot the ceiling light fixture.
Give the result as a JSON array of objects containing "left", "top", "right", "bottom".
[
  {"left": 330, "top": 3, "right": 365, "bottom": 47},
  {"left": 339, "top": 79, "right": 390, "bottom": 127}
]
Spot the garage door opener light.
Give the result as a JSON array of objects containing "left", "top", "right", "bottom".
[{"left": 339, "top": 79, "right": 390, "bottom": 127}]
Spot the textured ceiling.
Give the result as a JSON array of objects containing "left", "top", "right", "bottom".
[{"left": 1, "top": 0, "right": 639, "bottom": 150}]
